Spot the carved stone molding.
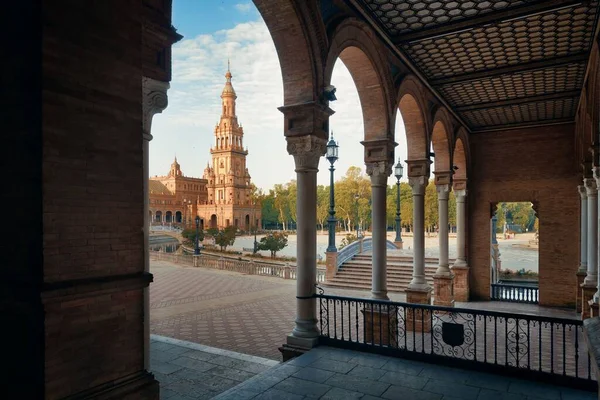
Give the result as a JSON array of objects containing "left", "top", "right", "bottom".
[
  {"left": 453, "top": 178, "right": 467, "bottom": 192},
  {"left": 579, "top": 184, "right": 588, "bottom": 199},
  {"left": 286, "top": 135, "right": 327, "bottom": 172},
  {"left": 366, "top": 161, "right": 392, "bottom": 187},
  {"left": 143, "top": 76, "right": 170, "bottom": 139},
  {"left": 585, "top": 177, "right": 597, "bottom": 197},
  {"left": 405, "top": 159, "right": 431, "bottom": 178},
  {"left": 408, "top": 175, "right": 428, "bottom": 196},
  {"left": 278, "top": 101, "right": 334, "bottom": 140},
  {"left": 455, "top": 189, "right": 467, "bottom": 200},
  {"left": 436, "top": 184, "right": 450, "bottom": 200},
  {"left": 361, "top": 138, "right": 396, "bottom": 165},
  {"left": 434, "top": 170, "right": 452, "bottom": 186}
]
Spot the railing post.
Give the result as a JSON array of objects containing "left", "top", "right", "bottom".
[
  {"left": 284, "top": 262, "right": 291, "bottom": 279},
  {"left": 219, "top": 256, "right": 224, "bottom": 270}
]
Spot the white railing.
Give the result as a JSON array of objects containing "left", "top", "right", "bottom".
[
  {"left": 336, "top": 238, "right": 398, "bottom": 269},
  {"left": 150, "top": 250, "right": 325, "bottom": 283}
]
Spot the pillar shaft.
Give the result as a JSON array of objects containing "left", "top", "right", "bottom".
[
  {"left": 408, "top": 176, "right": 430, "bottom": 290},
  {"left": 584, "top": 178, "right": 598, "bottom": 288},
  {"left": 286, "top": 135, "right": 325, "bottom": 346},
  {"left": 593, "top": 169, "right": 600, "bottom": 301},
  {"left": 579, "top": 185, "right": 588, "bottom": 273},
  {"left": 454, "top": 191, "right": 467, "bottom": 267},
  {"left": 367, "top": 162, "right": 392, "bottom": 300},
  {"left": 436, "top": 185, "right": 450, "bottom": 276}
]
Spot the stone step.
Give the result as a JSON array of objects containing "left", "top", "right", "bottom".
[
  {"left": 330, "top": 275, "right": 433, "bottom": 285},
  {"left": 334, "top": 271, "right": 434, "bottom": 280},
  {"left": 322, "top": 280, "right": 430, "bottom": 293},
  {"left": 352, "top": 255, "right": 456, "bottom": 264},
  {"left": 339, "top": 266, "right": 437, "bottom": 274}
]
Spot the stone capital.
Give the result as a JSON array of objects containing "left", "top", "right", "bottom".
[
  {"left": 405, "top": 159, "right": 431, "bottom": 178},
  {"left": 453, "top": 178, "right": 467, "bottom": 192},
  {"left": 286, "top": 135, "right": 327, "bottom": 172},
  {"left": 143, "top": 77, "right": 170, "bottom": 139},
  {"left": 433, "top": 170, "right": 452, "bottom": 186},
  {"left": 584, "top": 178, "right": 597, "bottom": 196},
  {"left": 436, "top": 184, "right": 450, "bottom": 200},
  {"left": 594, "top": 167, "right": 600, "bottom": 186},
  {"left": 361, "top": 138, "right": 396, "bottom": 165},
  {"left": 455, "top": 189, "right": 467, "bottom": 201},
  {"left": 579, "top": 184, "right": 588, "bottom": 199},
  {"left": 278, "top": 101, "right": 334, "bottom": 141},
  {"left": 366, "top": 161, "right": 392, "bottom": 187},
  {"left": 408, "top": 176, "right": 428, "bottom": 196}
]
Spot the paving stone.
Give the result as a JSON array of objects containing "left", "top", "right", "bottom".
[
  {"left": 424, "top": 379, "right": 481, "bottom": 400},
  {"left": 380, "top": 358, "right": 424, "bottom": 376},
  {"left": 476, "top": 388, "right": 527, "bottom": 400},
  {"left": 215, "top": 388, "right": 261, "bottom": 400},
  {"left": 151, "top": 361, "right": 185, "bottom": 375},
  {"left": 180, "top": 349, "right": 218, "bottom": 362},
  {"left": 170, "top": 356, "right": 217, "bottom": 372},
  {"left": 159, "top": 387, "right": 178, "bottom": 399},
  {"left": 254, "top": 388, "right": 305, "bottom": 400},
  {"left": 287, "top": 350, "right": 325, "bottom": 366},
  {"left": 321, "top": 387, "right": 366, "bottom": 400},
  {"left": 378, "top": 370, "right": 429, "bottom": 389},
  {"left": 466, "top": 372, "right": 512, "bottom": 392},
  {"left": 382, "top": 385, "right": 443, "bottom": 400},
  {"left": 325, "top": 373, "right": 391, "bottom": 397},
  {"left": 559, "top": 388, "right": 597, "bottom": 400},
  {"left": 348, "top": 365, "right": 387, "bottom": 380},
  {"left": 309, "top": 358, "right": 358, "bottom": 373},
  {"left": 267, "top": 364, "right": 302, "bottom": 378},
  {"left": 240, "top": 375, "right": 285, "bottom": 392},
  {"left": 349, "top": 354, "right": 388, "bottom": 368},
  {"left": 167, "top": 345, "right": 193, "bottom": 356},
  {"left": 207, "top": 365, "right": 256, "bottom": 382},
  {"left": 274, "top": 376, "right": 332, "bottom": 397},
  {"left": 508, "top": 381, "right": 561, "bottom": 399},
  {"left": 153, "top": 371, "right": 183, "bottom": 386},
  {"left": 292, "top": 367, "right": 336, "bottom": 383},
  {"left": 165, "top": 380, "right": 216, "bottom": 399},
  {"left": 320, "top": 349, "right": 361, "bottom": 362},
  {"left": 418, "top": 365, "right": 471, "bottom": 383}
]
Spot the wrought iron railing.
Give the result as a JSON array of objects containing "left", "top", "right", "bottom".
[
  {"left": 336, "top": 238, "right": 398, "bottom": 269},
  {"left": 491, "top": 283, "right": 539, "bottom": 304},
  {"left": 315, "top": 291, "right": 594, "bottom": 390}
]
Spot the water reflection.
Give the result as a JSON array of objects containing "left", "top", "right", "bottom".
[{"left": 149, "top": 236, "right": 180, "bottom": 253}]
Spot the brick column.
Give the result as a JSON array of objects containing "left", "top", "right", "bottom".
[
  {"left": 366, "top": 160, "right": 392, "bottom": 300},
  {"left": 142, "top": 77, "right": 170, "bottom": 369},
  {"left": 583, "top": 177, "right": 598, "bottom": 319},
  {"left": 406, "top": 161, "right": 433, "bottom": 308},
  {"left": 577, "top": 184, "right": 588, "bottom": 312},
  {"left": 325, "top": 251, "right": 338, "bottom": 281}
]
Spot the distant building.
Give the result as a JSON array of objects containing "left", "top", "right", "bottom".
[{"left": 149, "top": 67, "right": 261, "bottom": 230}]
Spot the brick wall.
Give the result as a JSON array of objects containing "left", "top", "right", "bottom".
[{"left": 468, "top": 124, "right": 580, "bottom": 307}]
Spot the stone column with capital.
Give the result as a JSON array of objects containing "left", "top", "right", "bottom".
[
  {"left": 284, "top": 134, "right": 326, "bottom": 350},
  {"left": 406, "top": 162, "right": 432, "bottom": 304},
  {"left": 142, "top": 77, "right": 170, "bottom": 369},
  {"left": 366, "top": 161, "right": 392, "bottom": 300},
  {"left": 583, "top": 177, "right": 598, "bottom": 319},
  {"left": 577, "top": 184, "right": 588, "bottom": 313},
  {"left": 433, "top": 178, "right": 453, "bottom": 307},
  {"left": 451, "top": 179, "right": 469, "bottom": 302}
]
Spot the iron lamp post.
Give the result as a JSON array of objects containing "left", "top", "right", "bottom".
[
  {"left": 326, "top": 132, "right": 339, "bottom": 252},
  {"left": 394, "top": 159, "right": 404, "bottom": 244},
  {"left": 194, "top": 216, "right": 200, "bottom": 255}
]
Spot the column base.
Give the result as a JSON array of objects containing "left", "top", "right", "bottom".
[
  {"left": 361, "top": 305, "right": 398, "bottom": 346},
  {"left": 325, "top": 251, "right": 338, "bottom": 281},
  {"left": 394, "top": 240, "right": 404, "bottom": 249},
  {"left": 582, "top": 285, "right": 597, "bottom": 319},
  {"left": 576, "top": 271, "right": 587, "bottom": 311},
  {"left": 405, "top": 287, "right": 432, "bottom": 333},
  {"left": 590, "top": 300, "right": 600, "bottom": 318},
  {"left": 279, "top": 343, "right": 311, "bottom": 362},
  {"left": 433, "top": 274, "right": 454, "bottom": 307},
  {"left": 450, "top": 265, "right": 469, "bottom": 302}
]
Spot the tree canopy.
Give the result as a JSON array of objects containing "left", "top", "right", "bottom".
[
  {"left": 257, "top": 231, "right": 288, "bottom": 258},
  {"left": 207, "top": 226, "right": 237, "bottom": 251}
]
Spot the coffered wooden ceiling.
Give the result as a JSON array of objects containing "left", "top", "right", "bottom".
[{"left": 350, "top": 0, "right": 600, "bottom": 132}]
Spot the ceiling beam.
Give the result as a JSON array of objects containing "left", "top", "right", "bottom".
[
  {"left": 430, "top": 53, "right": 589, "bottom": 86},
  {"left": 456, "top": 90, "right": 581, "bottom": 112},
  {"left": 393, "top": 0, "right": 587, "bottom": 44},
  {"left": 470, "top": 118, "right": 575, "bottom": 133}
]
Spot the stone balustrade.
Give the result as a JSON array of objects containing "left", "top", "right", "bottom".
[{"left": 149, "top": 250, "right": 325, "bottom": 282}]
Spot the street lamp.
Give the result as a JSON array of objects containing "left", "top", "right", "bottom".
[
  {"left": 354, "top": 193, "right": 360, "bottom": 239},
  {"left": 394, "top": 159, "right": 404, "bottom": 245},
  {"left": 194, "top": 216, "right": 200, "bottom": 255},
  {"left": 326, "top": 132, "right": 339, "bottom": 252}
]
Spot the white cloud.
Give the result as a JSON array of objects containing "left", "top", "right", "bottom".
[
  {"left": 150, "top": 15, "right": 409, "bottom": 192},
  {"left": 234, "top": 3, "right": 252, "bottom": 13}
]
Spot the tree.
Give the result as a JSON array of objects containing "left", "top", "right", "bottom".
[
  {"left": 317, "top": 185, "right": 329, "bottom": 231},
  {"left": 211, "top": 226, "right": 237, "bottom": 251},
  {"left": 260, "top": 192, "right": 279, "bottom": 228},
  {"left": 182, "top": 227, "right": 204, "bottom": 243},
  {"left": 257, "top": 231, "right": 288, "bottom": 258},
  {"left": 339, "top": 233, "right": 358, "bottom": 249}
]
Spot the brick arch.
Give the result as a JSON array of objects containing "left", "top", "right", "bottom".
[
  {"left": 253, "top": 0, "right": 323, "bottom": 104},
  {"left": 430, "top": 107, "right": 453, "bottom": 172},
  {"left": 325, "top": 19, "right": 393, "bottom": 140},
  {"left": 396, "top": 76, "right": 429, "bottom": 161},
  {"left": 453, "top": 136, "right": 468, "bottom": 182}
]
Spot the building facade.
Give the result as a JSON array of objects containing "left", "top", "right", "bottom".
[{"left": 149, "top": 67, "right": 261, "bottom": 231}]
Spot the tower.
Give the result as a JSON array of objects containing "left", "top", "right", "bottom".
[{"left": 200, "top": 65, "right": 258, "bottom": 230}]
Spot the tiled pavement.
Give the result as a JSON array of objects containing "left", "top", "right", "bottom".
[
  {"left": 150, "top": 334, "right": 278, "bottom": 399},
  {"left": 214, "top": 346, "right": 596, "bottom": 400}
]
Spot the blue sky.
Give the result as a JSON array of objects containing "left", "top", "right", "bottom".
[{"left": 150, "top": 1, "right": 409, "bottom": 190}]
